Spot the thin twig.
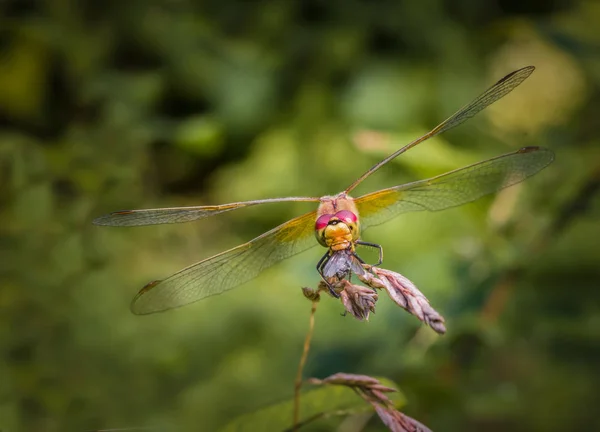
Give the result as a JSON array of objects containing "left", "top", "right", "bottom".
[{"left": 293, "top": 300, "right": 318, "bottom": 430}]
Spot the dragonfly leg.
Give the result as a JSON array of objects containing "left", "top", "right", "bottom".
[
  {"left": 316, "top": 252, "right": 341, "bottom": 299},
  {"left": 355, "top": 240, "right": 383, "bottom": 266},
  {"left": 321, "top": 277, "right": 340, "bottom": 299},
  {"left": 316, "top": 251, "right": 329, "bottom": 272},
  {"left": 351, "top": 251, "right": 377, "bottom": 294},
  {"left": 353, "top": 253, "right": 366, "bottom": 264}
]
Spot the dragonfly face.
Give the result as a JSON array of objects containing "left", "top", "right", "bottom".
[
  {"left": 315, "top": 193, "right": 360, "bottom": 251},
  {"left": 93, "top": 66, "right": 555, "bottom": 315}
]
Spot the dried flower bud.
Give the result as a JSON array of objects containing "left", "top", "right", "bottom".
[
  {"left": 374, "top": 405, "right": 433, "bottom": 432},
  {"left": 309, "top": 373, "right": 432, "bottom": 432},
  {"left": 339, "top": 281, "right": 378, "bottom": 321},
  {"left": 359, "top": 267, "right": 446, "bottom": 334},
  {"left": 301, "top": 287, "right": 321, "bottom": 301},
  {"left": 310, "top": 373, "right": 383, "bottom": 388}
]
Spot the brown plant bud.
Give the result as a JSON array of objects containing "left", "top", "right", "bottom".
[
  {"left": 339, "top": 281, "right": 378, "bottom": 321},
  {"left": 309, "top": 373, "right": 432, "bottom": 432},
  {"left": 310, "top": 373, "right": 383, "bottom": 388},
  {"left": 301, "top": 287, "right": 321, "bottom": 301},
  {"left": 374, "top": 405, "right": 433, "bottom": 432},
  {"left": 359, "top": 267, "right": 446, "bottom": 334}
]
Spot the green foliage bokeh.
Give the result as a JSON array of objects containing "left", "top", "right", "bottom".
[{"left": 1, "top": 1, "right": 599, "bottom": 431}]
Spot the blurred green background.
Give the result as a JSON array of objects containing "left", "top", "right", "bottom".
[{"left": 1, "top": 0, "right": 600, "bottom": 431}]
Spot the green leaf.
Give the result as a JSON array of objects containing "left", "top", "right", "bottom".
[{"left": 221, "top": 377, "right": 405, "bottom": 432}]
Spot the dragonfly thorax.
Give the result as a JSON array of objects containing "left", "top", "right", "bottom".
[{"left": 315, "top": 193, "right": 361, "bottom": 250}]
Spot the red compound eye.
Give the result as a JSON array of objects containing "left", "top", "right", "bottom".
[
  {"left": 335, "top": 210, "right": 357, "bottom": 224},
  {"left": 315, "top": 214, "right": 333, "bottom": 230}
]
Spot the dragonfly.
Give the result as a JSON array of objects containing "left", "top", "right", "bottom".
[{"left": 94, "top": 66, "right": 554, "bottom": 315}]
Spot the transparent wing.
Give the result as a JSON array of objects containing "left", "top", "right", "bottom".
[
  {"left": 130, "top": 210, "right": 318, "bottom": 314},
  {"left": 93, "top": 196, "right": 320, "bottom": 226},
  {"left": 345, "top": 66, "right": 536, "bottom": 193},
  {"left": 355, "top": 147, "right": 554, "bottom": 229}
]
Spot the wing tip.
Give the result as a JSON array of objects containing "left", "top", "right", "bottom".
[
  {"left": 517, "top": 146, "right": 555, "bottom": 162},
  {"left": 498, "top": 65, "right": 536, "bottom": 85},
  {"left": 517, "top": 65, "right": 536, "bottom": 75},
  {"left": 130, "top": 279, "right": 164, "bottom": 315}
]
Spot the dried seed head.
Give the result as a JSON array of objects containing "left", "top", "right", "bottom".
[
  {"left": 309, "top": 372, "right": 432, "bottom": 432},
  {"left": 359, "top": 267, "right": 446, "bottom": 334},
  {"left": 301, "top": 287, "right": 321, "bottom": 301},
  {"left": 339, "top": 281, "right": 378, "bottom": 321}
]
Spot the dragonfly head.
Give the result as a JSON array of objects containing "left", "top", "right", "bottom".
[{"left": 315, "top": 194, "right": 361, "bottom": 250}]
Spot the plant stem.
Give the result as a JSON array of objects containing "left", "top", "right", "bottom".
[{"left": 293, "top": 300, "right": 318, "bottom": 430}]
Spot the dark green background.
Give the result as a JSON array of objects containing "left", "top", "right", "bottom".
[{"left": 1, "top": 1, "right": 599, "bottom": 431}]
